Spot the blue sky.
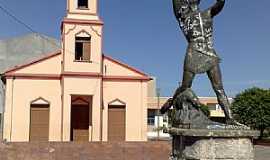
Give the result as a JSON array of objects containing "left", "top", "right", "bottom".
[{"left": 0, "top": 0, "right": 269, "bottom": 97}]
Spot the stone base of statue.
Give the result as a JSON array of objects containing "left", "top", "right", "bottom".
[
  {"left": 161, "top": 88, "right": 260, "bottom": 159},
  {"left": 166, "top": 128, "right": 260, "bottom": 160}
]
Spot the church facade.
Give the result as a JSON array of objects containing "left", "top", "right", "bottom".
[{"left": 2, "top": 0, "right": 150, "bottom": 142}]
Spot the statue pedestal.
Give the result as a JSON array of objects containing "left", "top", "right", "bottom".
[{"left": 166, "top": 128, "right": 260, "bottom": 160}]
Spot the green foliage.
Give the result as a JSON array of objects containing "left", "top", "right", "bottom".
[
  {"left": 231, "top": 87, "right": 270, "bottom": 138},
  {"left": 199, "top": 104, "right": 210, "bottom": 117}
]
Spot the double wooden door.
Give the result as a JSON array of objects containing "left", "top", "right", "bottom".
[{"left": 71, "top": 105, "right": 90, "bottom": 141}]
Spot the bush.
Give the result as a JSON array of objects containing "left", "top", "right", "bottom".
[{"left": 231, "top": 87, "right": 270, "bottom": 139}]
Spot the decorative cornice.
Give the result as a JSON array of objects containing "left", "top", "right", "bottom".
[
  {"left": 5, "top": 73, "right": 151, "bottom": 82},
  {"left": 103, "top": 75, "right": 151, "bottom": 81},
  {"left": 5, "top": 73, "right": 61, "bottom": 80},
  {"left": 108, "top": 98, "right": 126, "bottom": 106},
  {"left": 90, "top": 26, "right": 102, "bottom": 37},
  {"left": 67, "top": 11, "right": 97, "bottom": 16},
  {"left": 31, "top": 97, "right": 51, "bottom": 105},
  {"left": 75, "top": 29, "right": 91, "bottom": 37},
  {"left": 62, "top": 18, "right": 104, "bottom": 26},
  {"left": 65, "top": 24, "right": 77, "bottom": 35},
  {"left": 3, "top": 51, "right": 151, "bottom": 82},
  {"left": 62, "top": 72, "right": 102, "bottom": 78}
]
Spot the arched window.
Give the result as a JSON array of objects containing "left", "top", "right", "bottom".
[
  {"left": 78, "top": 0, "right": 88, "bottom": 9},
  {"left": 75, "top": 31, "right": 91, "bottom": 62}
]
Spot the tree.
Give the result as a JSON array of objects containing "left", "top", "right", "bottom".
[
  {"left": 199, "top": 104, "right": 210, "bottom": 117},
  {"left": 231, "top": 87, "right": 270, "bottom": 139}
]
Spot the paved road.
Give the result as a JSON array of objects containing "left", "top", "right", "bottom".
[
  {"left": 255, "top": 145, "right": 270, "bottom": 160},
  {"left": 0, "top": 140, "right": 268, "bottom": 159}
]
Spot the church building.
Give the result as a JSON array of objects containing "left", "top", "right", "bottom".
[{"left": 2, "top": 0, "right": 150, "bottom": 142}]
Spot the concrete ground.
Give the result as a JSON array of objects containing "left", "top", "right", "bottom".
[
  {"left": 255, "top": 145, "right": 270, "bottom": 160},
  {"left": 0, "top": 139, "right": 268, "bottom": 159}
]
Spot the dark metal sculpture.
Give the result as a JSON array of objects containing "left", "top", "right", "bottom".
[
  {"left": 168, "top": 88, "right": 223, "bottom": 129},
  {"left": 161, "top": 0, "right": 235, "bottom": 124}
]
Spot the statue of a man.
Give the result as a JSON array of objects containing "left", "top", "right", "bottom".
[{"left": 161, "top": 0, "right": 234, "bottom": 123}]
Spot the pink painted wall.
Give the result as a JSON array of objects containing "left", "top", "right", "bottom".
[{"left": 3, "top": 0, "right": 150, "bottom": 142}]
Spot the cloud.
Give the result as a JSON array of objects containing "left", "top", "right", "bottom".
[{"left": 225, "top": 80, "right": 270, "bottom": 86}]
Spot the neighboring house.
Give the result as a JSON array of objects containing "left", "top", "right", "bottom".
[
  {"left": 146, "top": 79, "right": 232, "bottom": 140},
  {"left": 2, "top": 0, "right": 151, "bottom": 142},
  {"left": 147, "top": 96, "right": 230, "bottom": 140},
  {"left": 0, "top": 82, "right": 4, "bottom": 138}
]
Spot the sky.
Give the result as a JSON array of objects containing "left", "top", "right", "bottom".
[{"left": 0, "top": 0, "right": 269, "bottom": 97}]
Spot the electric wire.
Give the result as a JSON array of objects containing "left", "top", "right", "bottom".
[{"left": 0, "top": 2, "right": 100, "bottom": 65}]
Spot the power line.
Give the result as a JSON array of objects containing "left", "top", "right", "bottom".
[
  {"left": 0, "top": 2, "right": 61, "bottom": 48},
  {"left": 0, "top": 3, "right": 36, "bottom": 33},
  {"left": 0, "top": 2, "right": 100, "bottom": 65}
]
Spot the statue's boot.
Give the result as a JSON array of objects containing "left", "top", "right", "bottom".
[
  {"left": 225, "top": 119, "right": 250, "bottom": 130},
  {"left": 215, "top": 90, "right": 250, "bottom": 129},
  {"left": 214, "top": 89, "right": 233, "bottom": 121}
]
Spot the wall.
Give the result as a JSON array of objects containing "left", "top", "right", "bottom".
[
  {"left": 103, "top": 57, "right": 143, "bottom": 77},
  {"left": 0, "top": 142, "right": 171, "bottom": 160},
  {"left": 0, "top": 80, "right": 4, "bottom": 139},
  {"left": 0, "top": 80, "right": 5, "bottom": 114},
  {"left": 0, "top": 113, "right": 2, "bottom": 139},
  {"left": 62, "top": 23, "right": 103, "bottom": 73},
  {"left": 62, "top": 77, "right": 101, "bottom": 141},
  {"left": 14, "top": 54, "right": 61, "bottom": 75},
  {"left": 3, "top": 79, "right": 62, "bottom": 142},
  {"left": 147, "top": 77, "right": 157, "bottom": 97},
  {"left": 103, "top": 80, "right": 148, "bottom": 141}
]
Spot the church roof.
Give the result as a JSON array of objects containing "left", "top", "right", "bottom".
[
  {"left": 0, "top": 33, "right": 60, "bottom": 74},
  {"left": 2, "top": 34, "right": 151, "bottom": 81}
]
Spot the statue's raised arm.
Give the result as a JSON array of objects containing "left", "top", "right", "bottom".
[
  {"left": 172, "top": 0, "right": 189, "bottom": 19},
  {"left": 209, "top": 0, "right": 225, "bottom": 17},
  {"left": 172, "top": 0, "right": 182, "bottom": 18},
  {"left": 164, "top": 0, "right": 240, "bottom": 126}
]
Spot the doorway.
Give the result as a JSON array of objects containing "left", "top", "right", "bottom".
[
  {"left": 70, "top": 95, "right": 92, "bottom": 141},
  {"left": 108, "top": 105, "right": 126, "bottom": 141},
  {"left": 30, "top": 104, "right": 50, "bottom": 142}
]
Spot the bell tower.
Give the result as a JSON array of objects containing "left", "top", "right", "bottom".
[
  {"left": 61, "top": 0, "right": 104, "bottom": 141},
  {"left": 62, "top": 0, "right": 103, "bottom": 73},
  {"left": 66, "top": 0, "right": 99, "bottom": 20}
]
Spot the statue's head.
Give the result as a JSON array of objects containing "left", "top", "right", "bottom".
[{"left": 187, "top": 0, "right": 201, "bottom": 11}]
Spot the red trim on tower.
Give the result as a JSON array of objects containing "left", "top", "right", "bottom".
[{"left": 62, "top": 18, "right": 104, "bottom": 26}]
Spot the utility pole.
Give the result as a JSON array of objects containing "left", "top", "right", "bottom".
[{"left": 156, "top": 88, "right": 161, "bottom": 141}]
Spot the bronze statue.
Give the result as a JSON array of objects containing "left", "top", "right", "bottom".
[{"left": 161, "top": 0, "right": 235, "bottom": 124}]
